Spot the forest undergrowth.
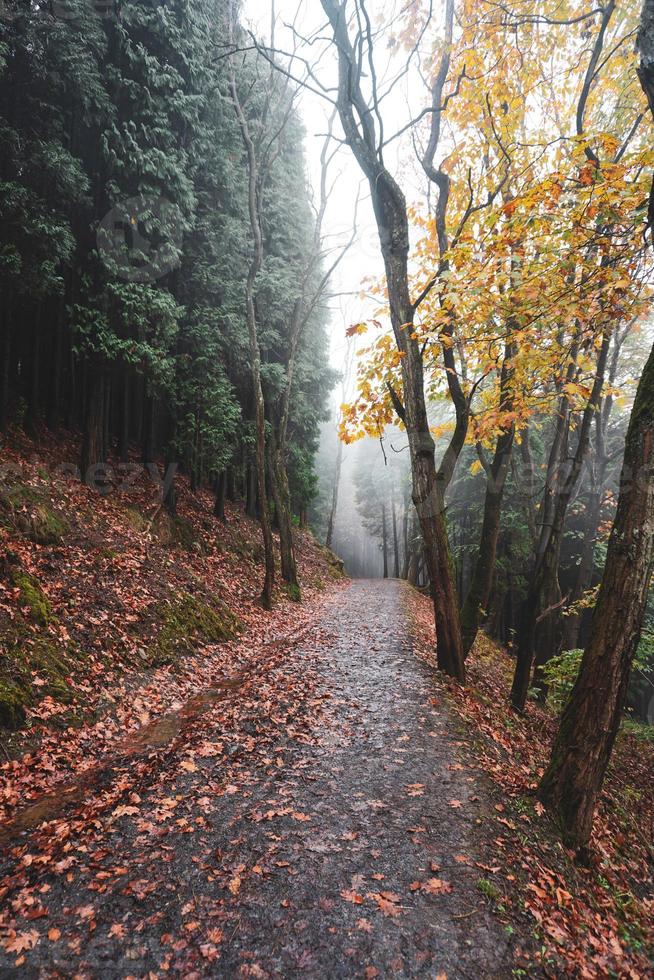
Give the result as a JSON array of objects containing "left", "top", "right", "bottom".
[
  {"left": 407, "top": 589, "right": 654, "bottom": 977},
  {"left": 0, "top": 428, "right": 344, "bottom": 822}
]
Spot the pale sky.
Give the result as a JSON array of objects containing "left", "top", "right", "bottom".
[{"left": 242, "top": 0, "right": 421, "bottom": 378}]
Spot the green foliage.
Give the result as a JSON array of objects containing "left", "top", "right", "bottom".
[
  {"left": 541, "top": 649, "right": 585, "bottom": 712},
  {"left": 543, "top": 641, "right": 652, "bottom": 715},
  {"left": 0, "top": 0, "right": 335, "bottom": 513}
]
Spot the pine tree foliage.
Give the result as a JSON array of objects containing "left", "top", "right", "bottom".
[{"left": 0, "top": 0, "right": 334, "bottom": 523}]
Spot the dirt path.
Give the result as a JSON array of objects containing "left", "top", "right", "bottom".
[{"left": 0, "top": 581, "right": 518, "bottom": 978}]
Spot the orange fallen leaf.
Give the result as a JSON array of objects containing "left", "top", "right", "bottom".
[
  {"left": 369, "top": 892, "right": 402, "bottom": 917},
  {"left": 4, "top": 931, "right": 39, "bottom": 954},
  {"left": 422, "top": 878, "right": 453, "bottom": 894}
]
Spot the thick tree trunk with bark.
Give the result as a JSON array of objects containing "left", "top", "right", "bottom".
[{"left": 538, "top": 343, "right": 654, "bottom": 849}]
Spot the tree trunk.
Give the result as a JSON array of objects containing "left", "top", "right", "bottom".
[
  {"left": 538, "top": 342, "right": 654, "bottom": 850},
  {"left": 245, "top": 461, "right": 257, "bottom": 518},
  {"left": 561, "top": 488, "right": 603, "bottom": 651},
  {"left": 0, "top": 290, "right": 11, "bottom": 432},
  {"left": 49, "top": 298, "right": 64, "bottom": 432},
  {"left": 119, "top": 375, "right": 130, "bottom": 465},
  {"left": 81, "top": 366, "right": 105, "bottom": 484},
  {"left": 28, "top": 306, "right": 41, "bottom": 433},
  {"left": 381, "top": 503, "right": 389, "bottom": 579},
  {"left": 270, "top": 437, "right": 299, "bottom": 591},
  {"left": 391, "top": 489, "right": 400, "bottom": 578},
  {"left": 226, "top": 467, "right": 236, "bottom": 503},
  {"left": 326, "top": 434, "right": 343, "bottom": 551},
  {"left": 229, "top": 46, "right": 275, "bottom": 610},
  {"left": 460, "top": 429, "right": 514, "bottom": 656},
  {"left": 214, "top": 471, "right": 227, "bottom": 522}
]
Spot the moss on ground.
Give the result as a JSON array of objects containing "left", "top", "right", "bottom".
[
  {"left": 0, "top": 564, "right": 87, "bottom": 729},
  {"left": 0, "top": 628, "right": 86, "bottom": 730},
  {"left": 285, "top": 582, "right": 302, "bottom": 603},
  {"left": 150, "top": 591, "right": 241, "bottom": 666},
  {"left": 11, "top": 570, "right": 52, "bottom": 625},
  {"left": 0, "top": 483, "right": 69, "bottom": 545}
]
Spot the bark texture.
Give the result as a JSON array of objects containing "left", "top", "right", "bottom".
[{"left": 538, "top": 343, "right": 654, "bottom": 848}]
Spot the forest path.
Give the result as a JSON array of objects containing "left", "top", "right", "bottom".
[{"left": 0, "top": 580, "right": 517, "bottom": 978}]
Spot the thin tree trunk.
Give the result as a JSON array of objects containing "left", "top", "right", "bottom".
[
  {"left": 245, "top": 461, "right": 257, "bottom": 519},
  {"left": 561, "top": 488, "right": 602, "bottom": 651},
  {"left": 401, "top": 501, "right": 410, "bottom": 579},
  {"left": 0, "top": 290, "right": 11, "bottom": 432},
  {"left": 391, "top": 490, "right": 400, "bottom": 578},
  {"left": 215, "top": 471, "right": 227, "bottom": 522},
  {"left": 81, "top": 366, "right": 104, "bottom": 483},
  {"left": 119, "top": 375, "right": 129, "bottom": 465},
  {"left": 49, "top": 298, "right": 64, "bottom": 432},
  {"left": 381, "top": 503, "right": 389, "bottom": 579},
  {"left": 460, "top": 430, "right": 514, "bottom": 656},
  {"left": 229, "top": 31, "right": 275, "bottom": 609},
  {"left": 326, "top": 435, "right": 344, "bottom": 551}
]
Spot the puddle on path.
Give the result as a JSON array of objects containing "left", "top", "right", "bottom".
[{"left": 0, "top": 673, "right": 245, "bottom": 849}]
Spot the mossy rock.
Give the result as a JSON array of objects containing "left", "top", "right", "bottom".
[
  {"left": 150, "top": 592, "right": 241, "bottom": 666},
  {"left": 0, "top": 484, "right": 69, "bottom": 545},
  {"left": 320, "top": 546, "right": 345, "bottom": 579},
  {"left": 11, "top": 570, "right": 52, "bottom": 625}
]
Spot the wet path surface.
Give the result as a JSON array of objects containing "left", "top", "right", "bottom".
[{"left": 0, "top": 581, "right": 515, "bottom": 978}]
